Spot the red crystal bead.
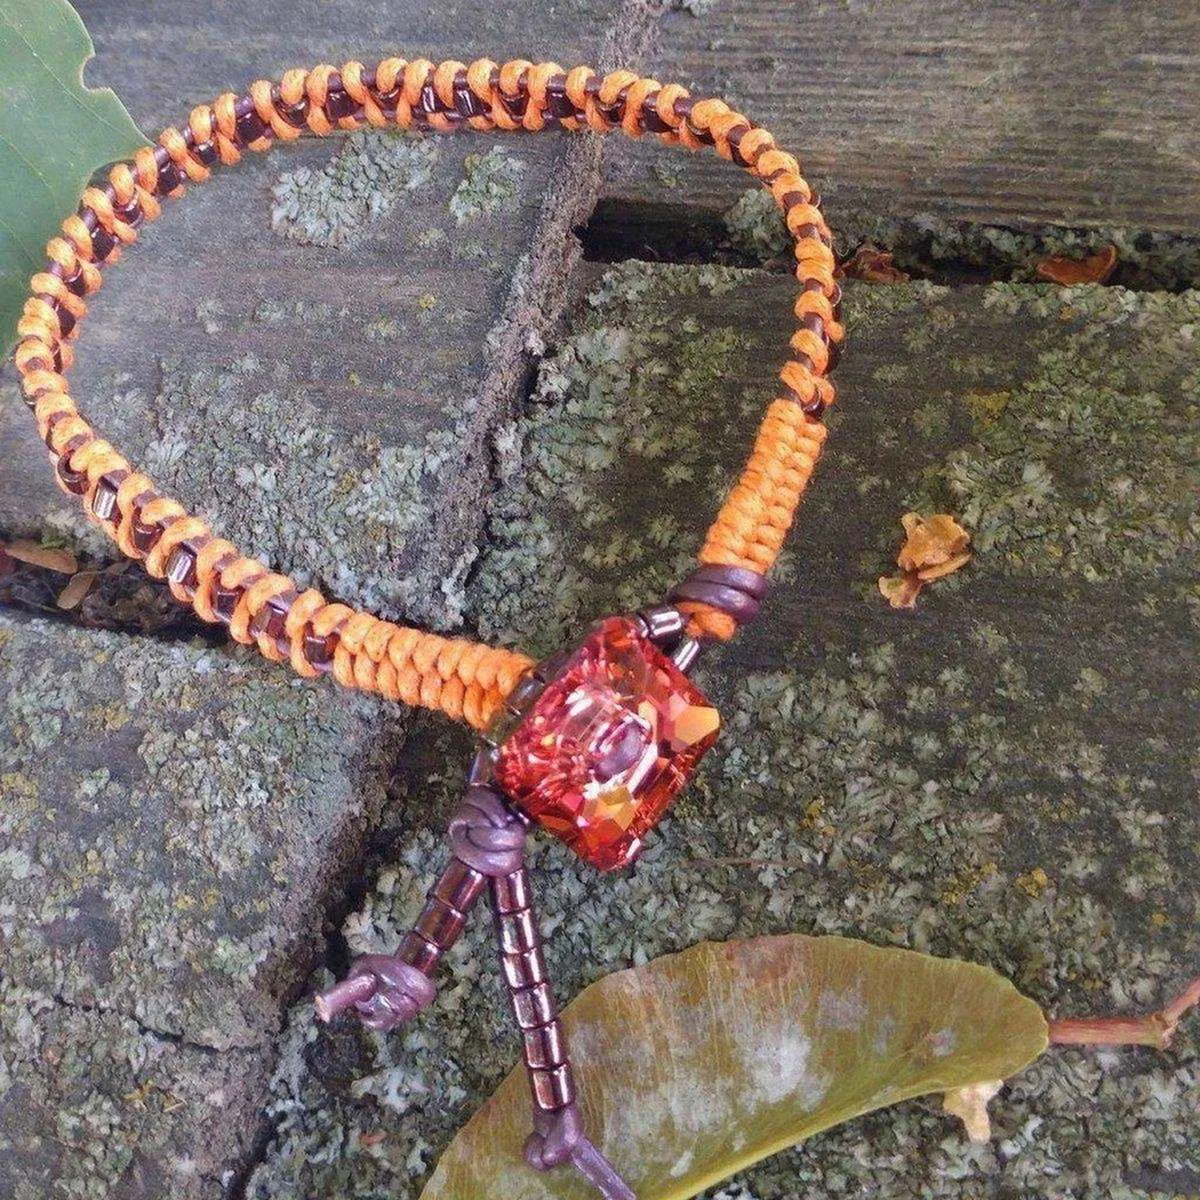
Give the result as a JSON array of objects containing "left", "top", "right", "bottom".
[{"left": 493, "top": 616, "right": 720, "bottom": 871}]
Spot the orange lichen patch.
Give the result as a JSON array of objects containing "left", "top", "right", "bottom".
[
  {"left": 1035, "top": 244, "right": 1118, "bottom": 285},
  {"left": 1015, "top": 867, "right": 1050, "bottom": 898},
  {"left": 837, "top": 244, "right": 910, "bottom": 284},
  {"left": 879, "top": 513, "right": 971, "bottom": 609},
  {"left": 962, "top": 390, "right": 1010, "bottom": 426}
]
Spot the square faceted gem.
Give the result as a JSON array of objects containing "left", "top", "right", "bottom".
[{"left": 493, "top": 616, "right": 720, "bottom": 871}]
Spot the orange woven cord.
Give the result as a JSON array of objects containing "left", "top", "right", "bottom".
[{"left": 13, "top": 58, "right": 843, "bottom": 719}]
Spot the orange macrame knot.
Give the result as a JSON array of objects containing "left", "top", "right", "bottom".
[{"left": 878, "top": 512, "right": 971, "bottom": 609}]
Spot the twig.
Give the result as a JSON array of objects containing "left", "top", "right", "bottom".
[{"left": 1049, "top": 976, "right": 1200, "bottom": 1049}]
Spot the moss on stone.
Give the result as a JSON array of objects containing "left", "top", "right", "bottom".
[
  {"left": 136, "top": 352, "right": 444, "bottom": 620},
  {"left": 0, "top": 612, "right": 398, "bottom": 1040},
  {"left": 0, "top": 985, "right": 267, "bottom": 1200},
  {"left": 906, "top": 284, "right": 1199, "bottom": 589},
  {"left": 473, "top": 261, "right": 758, "bottom": 657},
  {"left": 0, "top": 611, "right": 402, "bottom": 1197},
  {"left": 723, "top": 188, "right": 790, "bottom": 260}
]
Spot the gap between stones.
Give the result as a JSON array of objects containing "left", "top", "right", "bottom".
[
  {"left": 580, "top": 195, "right": 1200, "bottom": 291},
  {"left": 46, "top": 988, "right": 239, "bottom": 1058}
]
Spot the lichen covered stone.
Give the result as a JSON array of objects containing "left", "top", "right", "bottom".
[
  {"left": 0, "top": 612, "right": 399, "bottom": 1196},
  {"left": 245, "top": 264, "right": 1198, "bottom": 1198}
]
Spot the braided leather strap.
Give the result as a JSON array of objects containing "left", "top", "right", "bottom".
[{"left": 14, "top": 57, "right": 843, "bottom": 723}]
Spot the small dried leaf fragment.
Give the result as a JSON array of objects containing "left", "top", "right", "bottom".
[
  {"left": 878, "top": 573, "right": 922, "bottom": 610},
  {"left": 880, "top": 513, "right": 971, "bottom": 609},
  {"left": 3, "top": 539, "right": 78, "bottom": 574},
  {"left": 837, "top": 244, "right": 911, "bottom": 284},
  {"left": 896, "top": 513, "right": 971, "bottom": 575},
  {"left": 1035, "top": 244, "right": 1118, "bottom": 285},
  {"left": 56, "top": 568, "right": 99, "bottom": 610},
  {"left": 943, "top": 1079, "right": 1003, "bottom": 1142}
]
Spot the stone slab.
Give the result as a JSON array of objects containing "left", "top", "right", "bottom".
[
  {"left": 0, "top": 611, "right": 399, "bottom": 1195},
  {"left": 0, "top": 996, "right": 267, "bottom": 1200},
  {"left": 600, "top": 1, "right": 1200, "bottom": 250},
  {"left": 244, "top": 264, "right": 1198, "bottom": 1198}
]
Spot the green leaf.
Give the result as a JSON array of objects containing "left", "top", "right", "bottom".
[
  {"left": 421, "top": 935, "right": 1048, "bottom": 1200},
  {"left": 0, "top": 0, "right": 148, "bottom": 353}
]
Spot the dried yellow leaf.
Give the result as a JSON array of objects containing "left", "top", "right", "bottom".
[
  {"left": 878, "top": 573, "right": 921, "bottom": 610},
  {"left": 1035, "top": 244, "right": 1118, "bottom": 286},
  {"left": 837, "top": 244, "right": 911, "bottom": 284},
  {"left": 421, "top": 936, "right": 1047, "bottom": 1200},
  {"left": 56, "top": 569, "right": 99, "bottom": 611},
  {"left": 896, "top": 513, "right": 971, "bottom": 574},
  {"left": 918, "top": 551, "right": 973, "bottom": 583}
]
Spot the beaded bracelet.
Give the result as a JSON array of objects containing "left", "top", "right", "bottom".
[{"left": 15, "top": 57, "right": 842, "bottom": 1199}]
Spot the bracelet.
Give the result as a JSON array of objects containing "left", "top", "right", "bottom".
[
  {"left": 16, "top": 57, "right": 840, "bottom": 729},
  {"left": 14, "top": 56, "right": 842, "bottom": 1199}
]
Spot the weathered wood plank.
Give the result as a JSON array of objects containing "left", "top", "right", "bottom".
[
  {"left": 604, "top": 0, "right": 1200, "bottom": 236},
  {"left": 245, "top": 265, "right": 1199, "bottom": 1197},
  {"left": 0, "top": 0, "right": 642, "bottom": 628}
]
